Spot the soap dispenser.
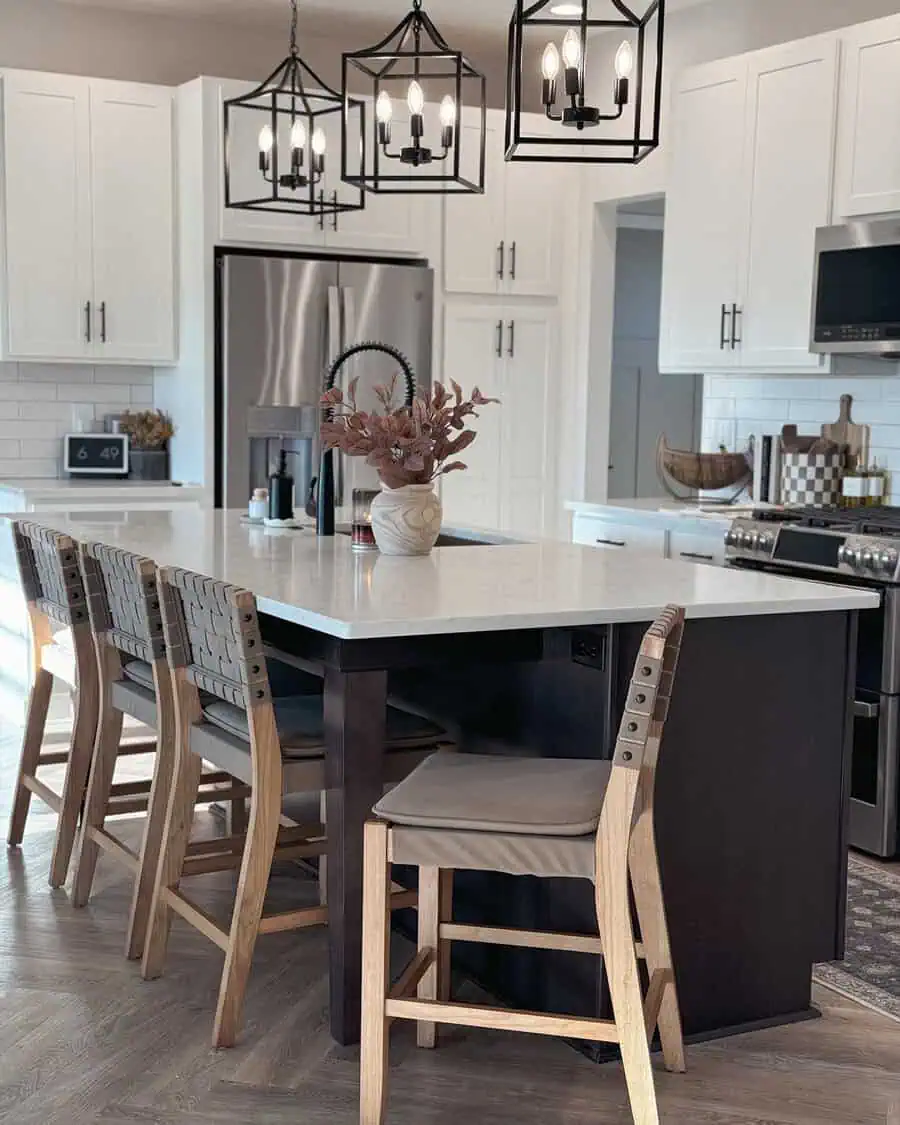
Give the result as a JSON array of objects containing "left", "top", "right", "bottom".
[{"left": 268, "top": 450, "right": 295, "bottom": 521}]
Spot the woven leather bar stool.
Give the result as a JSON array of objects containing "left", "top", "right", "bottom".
[
  {"left": 6, "top": 521, "right": 130, "bottom": 887},
  {"left": 71, "top": 541, "right": 250, "bottom": 960},
  {"left": 360, "top": 606, "right": 687, "bottom": 1125},
  {"left": 142, "top": 565, "right": 444, "bottom": 1048}
]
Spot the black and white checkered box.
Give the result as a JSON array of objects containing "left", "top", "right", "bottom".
[{"left": 781, "top": 452, "right": 845, "bottom": 507}]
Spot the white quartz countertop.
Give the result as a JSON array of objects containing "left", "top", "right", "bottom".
[
  {"left": 9, "top": 508, "right": 878, "bottom": 640},
  {"left": 566, "top": 498, "right": 759, "bottom": 525},
  {"left": 0, "top": 479, "right": 206, "bottom": 503}
]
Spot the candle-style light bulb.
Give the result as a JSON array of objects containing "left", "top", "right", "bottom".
[
  {"left": 311, "top": 127, "right": 326, "bottom": 156},
  {"left": 375, "top": 90, "right": 393, "bottom": 124},
  {"left": 407, "top": 79, "right": 425, "bottom": 116},
  {"left": 311, "top": 126, "right": 326, "bottom": 176},
  {"left": 542, "top": 42, "right": 561, "bottom": 81},
  {"left": 562, "top": 28, "right": 581, "bottom": 70},
  {"left": 259, "top": 123, "right": 274, "bottom": 155},
  {"left": 615, "top": 39, "right": 635, "bottom": 79},
  {"left": 439, "top": 94, "right": 456, "bottom": 129},
  {"left": 290, "top": 118, "right": 306, "bottom": 150}
]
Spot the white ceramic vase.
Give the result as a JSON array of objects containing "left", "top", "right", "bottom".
[{"left": 370, "top": 482, "right": 443, "bottom": 556}]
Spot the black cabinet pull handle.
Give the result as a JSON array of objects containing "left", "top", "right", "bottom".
[
  {"left": 318, "top": 190, "right": 325, "bottom": 231},
  {"left": 496, "top": 320, "right": 503, "bottom": 358},
  {"left": 510, "top": 241, "right": 517, "bottom": 280},
  {"left": 84, "top": 301, "right": 92, "bottom": 344},
  {"left": 99, "top": 301, "right": 107, "bottom": 343},
  {"left": 332, "top": 191, "right": 339, "bottom": 232},
  {"left": 497, "top": 241, "right": 505, "bottom": 280},
  {"left": 507, "top": 320, "right": 515, "bottom": 358},
  {"left": 680, "top": 551, "right": 715, "bottom": 562},
  {"left": 731, "top": 303, "right": 742, "bottom": 349},
  {"left": 719, "top": 303, "right": 732, "bottom": 350},
  {"left": 596, "top": 538, "right": 627, "bottom": 548}
]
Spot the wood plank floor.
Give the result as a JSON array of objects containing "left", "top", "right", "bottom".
[{"left": 3, "top": 732, "right": 900, "bottom": 1124}]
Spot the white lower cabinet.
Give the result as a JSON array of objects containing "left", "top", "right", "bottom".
[
  {"left": 572, "top": 515, "right": 667, "bottom": 557},
  {"left": 440, "top": 302, "right": 556, "bottom": 537},
  {"left": 668, "top": 529, "right": 727, "bottom": 567}
]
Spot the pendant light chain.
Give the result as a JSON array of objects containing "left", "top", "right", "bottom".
[{"left": 289, "top": 0, "right": 299, "bottom": 57}]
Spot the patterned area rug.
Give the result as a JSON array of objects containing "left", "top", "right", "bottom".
[{"left": 814, "top": 854, "right": 900, "bottom": 1021}]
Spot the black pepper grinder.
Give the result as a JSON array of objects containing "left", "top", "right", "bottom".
[{"left": 268, "top": 449, "right": 295, "bottom": 521}]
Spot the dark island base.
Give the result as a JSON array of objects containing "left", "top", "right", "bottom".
[
  {"left": 263, "top": 607, "right": 856, "bottom": 1046},
  {"left": 389, "top": 610, "right": 856, "bottom": 1045}
]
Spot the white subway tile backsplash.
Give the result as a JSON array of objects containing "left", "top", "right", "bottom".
[
  {"left": 0, "top": 361, "right": 154, "bottom": 478},
  {"left": 787, "top": 400, "right": 833, "bottom": 424}
]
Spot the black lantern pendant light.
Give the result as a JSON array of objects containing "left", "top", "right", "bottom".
[
  {"left": 505, "top": 0, "right": 665, "bottom": 164},
  {"left": 224, "top": 0, "right": 365, "bottom": 222},
  {"left": 341, "top": 0, "right": 487, "bottom": 194}
]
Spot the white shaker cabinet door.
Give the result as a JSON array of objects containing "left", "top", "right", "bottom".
[
  {"left": 499, "top": 308, "right": 556, "bottom": 536},
  {"left": 659, "top": 58, "right": 748, "bottom": 373},
  {"left": 2, "top": 72, "right": 94, "bottom": 360},
  {"left": 439, "top": 304, "right": 503, "bottom": 530},
  {"left": 90, "top": 82, "right": 176, "bottom": 363},
  {"left": 502, "top": 158, "right": 563, "bottom": 298},
  {"left": 735, "top": 36, "right": 837, "bottom": 371},
  {"left": 834, "top": 15, "right": 900, "bottom": 218},
  {"left": 443, "top": 119, "right": 505, "bottom": 296}
]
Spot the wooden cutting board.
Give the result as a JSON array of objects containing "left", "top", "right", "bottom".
[{"left": 822, "top": 394, "right": 870, "bottom": 468}]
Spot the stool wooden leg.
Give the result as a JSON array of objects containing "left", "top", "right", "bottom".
[
  {"left": 360, "top": 820, "right": 390, "bottom": 1125},
  {"left": 126, "top": 661, "right": 174, "bottom": 960},
  {"left": 596, "top": 784, "right": 660, "bottom": 1125},
  {"left": 416, "top": 866, "right": 453, "bottom": 1049},
  {"left": 318, "top": 789, "right": 328, "bottom": 907},
  {"left": 629, "top": 813, "right": 685, "bottom": 1074},
  {"left": 141, "top": 746, "right": 202, "bottom": 981},
  {"left": 7, "top": 666, "right": 53, "bottom": 847},
  {"left": 71, "top": 682, "right": 123, "bottom": 907},
  {"left": 211, "top": 743, "right": 280, "bottom": 1049},
  {"left": 49, "top": 636, "right": 99, "bottom": 889}
]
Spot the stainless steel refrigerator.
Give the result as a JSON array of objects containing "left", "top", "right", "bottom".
[{"left": 215, "top": 250, "right": 434, "bottom": 511}]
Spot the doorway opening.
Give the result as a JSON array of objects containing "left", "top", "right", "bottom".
[{"left": 607, "top": 198, "right": 701, "bottom": 501}]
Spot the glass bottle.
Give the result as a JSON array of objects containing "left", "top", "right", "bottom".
[{"left": 842, "top": 465, "right": 866, "bottom": 509}]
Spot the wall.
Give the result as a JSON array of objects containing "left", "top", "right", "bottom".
[
  {"left": 0, "top": 0, "right": 511, "bottom": 106},
  {"left": 702, "top": 370, "right": 900, "bottom": 502},
  {"left": 0, "top": 362, "right": 153, "bottom": 478}
]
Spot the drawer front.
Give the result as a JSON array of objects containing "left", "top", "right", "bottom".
[
  {"left": 668, "top": 528, "right": 727, "bottom": 567},
  {"left": 573, "top": 515, "right": 667, "bottom": 557}
]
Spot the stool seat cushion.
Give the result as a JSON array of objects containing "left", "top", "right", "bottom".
[
  {"left": 374, "top": 751, "right": 611, "bottom": 837},
  {"left": 122, "top": 659, "right": 155, "bottom": 690},
  {"left": 202, "top": 695, "right": 443, "bottom": 760}
]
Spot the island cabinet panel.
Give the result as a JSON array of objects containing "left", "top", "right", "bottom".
[
  {"left": 834, "top": 14, "right": 900, "bottom": 218},
  {"left": 572, "top": 513, "right": 667, "bottom": 557},
  {"left": 387, "top": 609, "right": 855, "bottom": 1042},
  {"left": 1, "top": 70, "right": 176, "bottom": 365},
  {"left": 660, "top": 35, "right": 837, "bottom": 375}
]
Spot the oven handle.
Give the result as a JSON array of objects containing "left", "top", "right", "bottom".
[{"left": 853, "top": 699, "right": 880, "bottom": 719}]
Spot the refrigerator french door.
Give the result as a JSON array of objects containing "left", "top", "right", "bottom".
[{"left": 215, "top": 250, "right": 434, "bottom": 511}]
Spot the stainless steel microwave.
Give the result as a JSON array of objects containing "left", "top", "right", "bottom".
[{"left": 811, "top": 220, "right": 900, "bottom": 357}]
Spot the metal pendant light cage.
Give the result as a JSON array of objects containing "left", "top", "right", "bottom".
[
  {"left": 341, "top": 1, "right": 487, "bottom": 194},
  {"left": 506, "top": 0, "right": 664, "bottom": 164},
  {"left": 224, "top": 0, "right": 366, "bottom": 220}
]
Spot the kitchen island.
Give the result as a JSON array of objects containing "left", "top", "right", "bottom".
[{"left": 8, "top": 508, "right": 877, "bottom": 1049}]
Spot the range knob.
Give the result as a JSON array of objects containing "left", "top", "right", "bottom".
[
  {"left": 840, "top": 545, "right": 859, "bottom": 567},
  {"left": 757, "top": 532, "right": 774, "bottom": 552},
  {"left": 861, "top": 549, "right": 876, "bottom": 571},
  {"left": 741, "top": 530, "right": 757, "bottom": 549},
  {"left": 725, "top": 528, "right": 740, "bottom": 548},
  {"left": 879, "top": 548, "right": 899, "bottom": 574}
]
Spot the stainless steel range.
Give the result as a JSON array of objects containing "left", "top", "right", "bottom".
[{"left": 726, "top": 506, "right": 900, "bottom": 857}]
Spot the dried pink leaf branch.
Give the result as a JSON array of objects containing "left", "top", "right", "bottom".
[{"left": 320, "top": 379, "right": 499, "bottom": 490}]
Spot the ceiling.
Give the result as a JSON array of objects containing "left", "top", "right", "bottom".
[{"left": 54, "top": 0, "right": 716, "bottom": 41}]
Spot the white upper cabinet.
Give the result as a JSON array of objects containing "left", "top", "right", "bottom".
[
  {"left": 2, "top": 72, "right": 94, "bottom": 359},
  {"left": 736, "top": 36, "right": 838, "bottom": 371},
  {"left": 659, "top": 58, "right": 748, "bottom": 373},
  {"left": 444, "top": 111, "right": 564, "bottom": 299},
  {"left": 90, "top": 82, "right": 176, "bottom": 362},
  {"left": 1, "top": 70, "right": 176, "bottom": 364},
  {"left": 660, "top": 35, "right": 838, "bottom": 374},
  {"left": 834, "top": 15, "right": 900, "bottom": 218}
]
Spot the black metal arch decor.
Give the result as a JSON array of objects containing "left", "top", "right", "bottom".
[
  {"left": 505, "top": 0, "right": 665, "bottom": 164},
  {"left": 341, "top": 0, "right": 487, "bottom": 194},
  {"left": 224, "top": 0, "right": 365, "bottom": 222}
]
